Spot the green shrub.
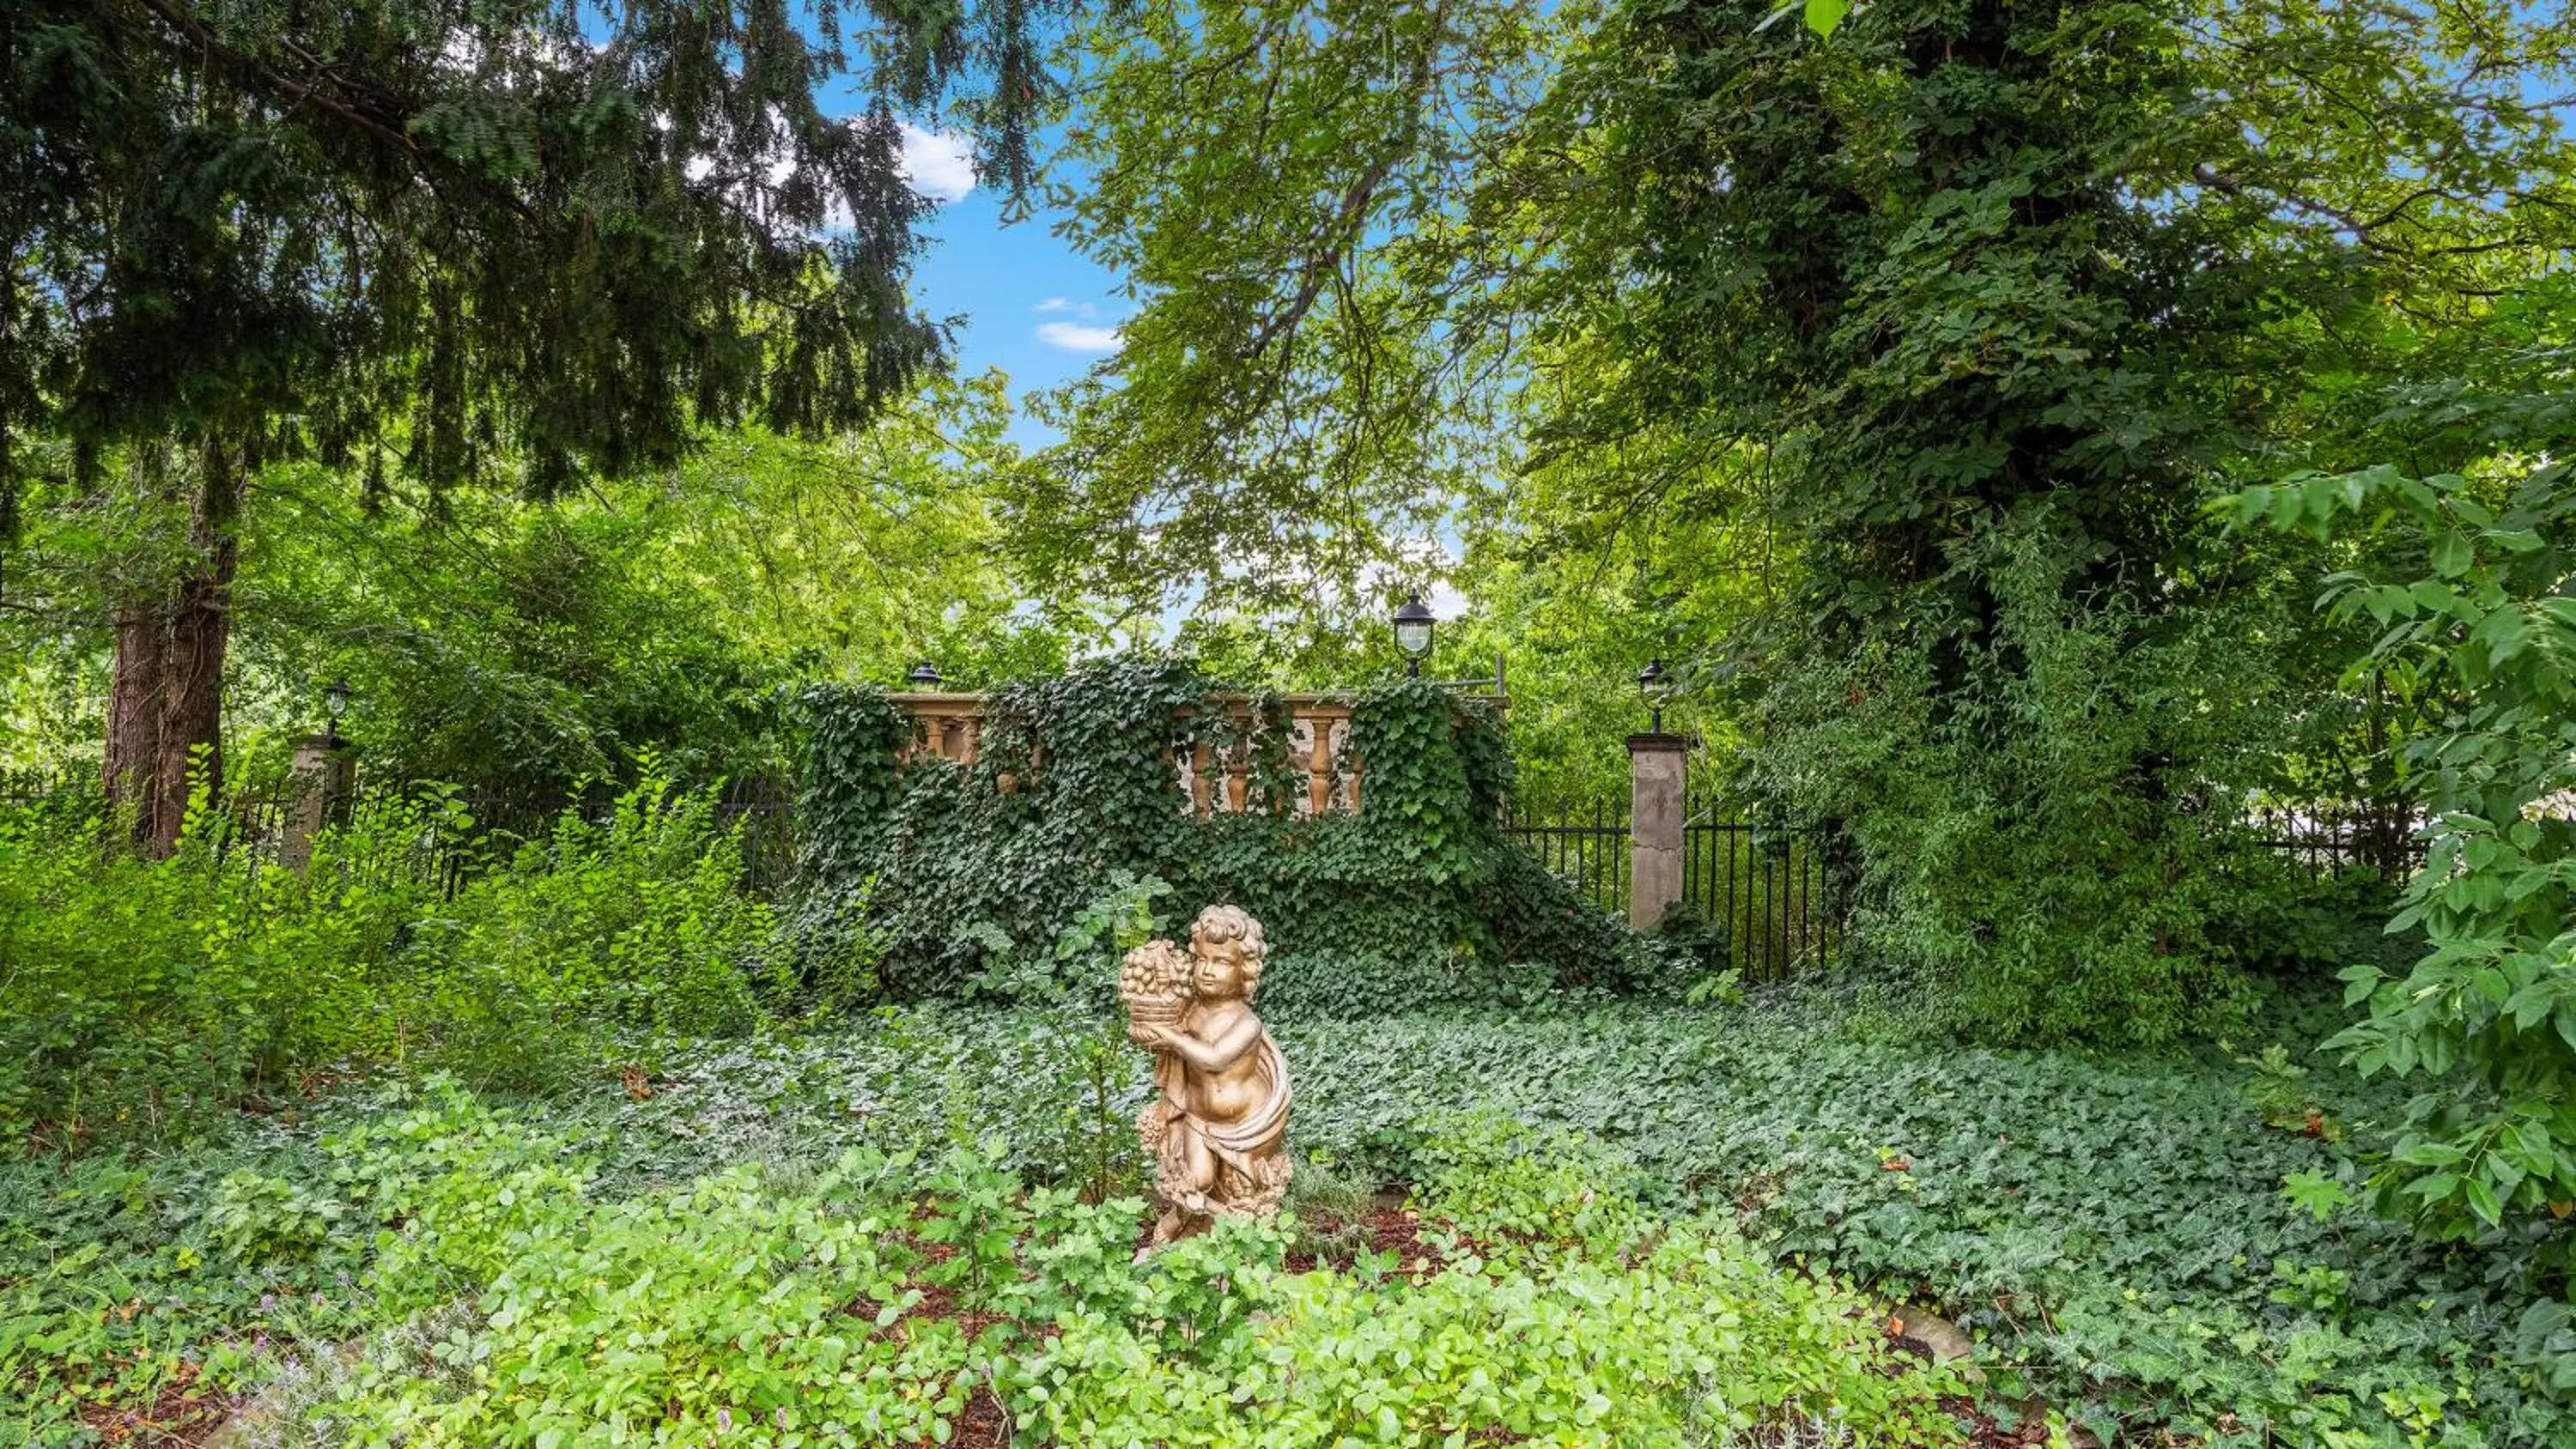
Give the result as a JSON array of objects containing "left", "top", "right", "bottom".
[
  {"left": 1735, "top": 519, "right": 2287, "bottom": 1047},
  {"left": 1405, "top": 1111, "right": 1652, "bottom": 1258},
  {"left": 278, "top": 1088, "right": 1957, "bottom": 1448},
  {"left": 0, "top": 765, "right": 786, "bottom": 1152},
  {"left": 0, "top": 787, "right": 452, "bottom": 1150},
  {"left": 398, "top": 763, "right": 787, "bottom": 1088},
  {"left": 2239, "top": 462, "right": 2576, "bottom": 1252}
]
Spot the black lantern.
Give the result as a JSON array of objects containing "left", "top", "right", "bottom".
[
  {"left": 323, "top": 677, "right": 353, "bottom": 746},
  {"left": 907, "top": 662, "right": 945, "bottom": 690},
  {"left": 1638, "top": 659, "right": 1674, "bottom": 734},
  {"left": 1392, "top": 591, "right": 1437, "bottom": 676}
]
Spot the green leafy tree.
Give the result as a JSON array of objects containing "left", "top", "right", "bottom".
[
  {"left": 0, "top": 375, "right": 1070, "bottom": 800},
  {"left": 2, "top": 0, "right": 1052, "bottom": 847},
  {"left": 1000, "top": 0, "right": 1554, "bottom": 623},
  {"left": 2236, "top": 343, "right": 2576, "bottom": 1245},
  {"left": 1028, "top": 0, "right": 2576, "bottom": 1039}
]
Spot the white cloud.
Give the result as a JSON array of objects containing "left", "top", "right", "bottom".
[
  {"left": 1035, "top": 296, "right": 1078, "bottom": 314},
  {"left": 898, "top": 124, "right": 976, "bottom": 203},
  {"left": 1356, "top": 551, "right": 1467, "bottom": 622},
  {"left": 1036, "top": 320, "right": 1124, "bottom": 354}
]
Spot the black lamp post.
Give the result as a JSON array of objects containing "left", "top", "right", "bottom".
[
  {"left": 323, "top": 677, "right": 353, "bottom": 747},
  {"left": 1393, "top": 591, "right": 1437, "bottom": 676},
  {"left": 907, "top": 662, "right": 944, "bottom": 690},
  {"left": 1638, "top": 658, "right": 1674, "bottom": 734}
]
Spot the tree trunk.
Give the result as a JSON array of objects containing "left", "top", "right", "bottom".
[
  {"left": 102, "top": 442, "right": 245, "bottom": 855},
  {"left": 103, "top": 598, "right": 167, "bottom": 841}
]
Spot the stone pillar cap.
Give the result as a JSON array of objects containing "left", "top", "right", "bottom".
[{"left": 1625, "top": 731, "right": 1692, "bottom": 753}]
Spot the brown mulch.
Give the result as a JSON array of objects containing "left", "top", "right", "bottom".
[
  {"left": 841, "top": 1279, "right": 1008, "bottom": 1347},
  {"left": 846, "top": 1269, "right": 1015, "bottom": 1449},
  {"left": 1940, "top": 1394, "right": 2057, "bottom": 1447},
  {"left": 1281, "top": 1205, "right": 1442, "bottom": 1277},
  {"left": 930, "top": 1385, "right": 1011, "bottom": 1449},
  {"left": 77, "top": 1360, "right": 238, "bottom": 1447}
]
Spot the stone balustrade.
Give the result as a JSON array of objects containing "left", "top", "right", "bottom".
[{"left": 891, "top": 692, "right": 1438, "bottom": 818}]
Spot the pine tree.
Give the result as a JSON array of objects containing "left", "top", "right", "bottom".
[{"left": 1, "top": 0, "right": 1052, "bottom": 846}]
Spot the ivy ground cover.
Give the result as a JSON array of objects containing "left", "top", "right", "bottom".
[{"left": 6, "top": 991, "right": 2569, "bottom": 1446}]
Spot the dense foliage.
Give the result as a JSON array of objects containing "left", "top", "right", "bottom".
[
  {"left": 5, "top": 4, "right": 2575, "bottom": 1446},
  {"left": 1, "top": 380, "right": 1060, "bottom": 797},
  {"left": 1024, "top": 0, "right": 2576, "bottom": 1046},
  {"left": 2, "top": 1078, "right": 1960, "bottom": 1447},
  {"left": 796, "top": 659, "right": 1631, "bottom": 1014},
  {"left": 1, "top": 0, "right": 1058, "bottom": 843},
  {"left": 2238, "top": 378, "right": 2576, "bottom": 1250},
  {"left": 0, "top": 767, "right": 786, "bottom": 1151},
  {"left": 9, "top": 992, "right": 2567, "bottom": 1446}
]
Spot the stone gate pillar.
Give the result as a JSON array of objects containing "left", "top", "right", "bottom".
[
  {"left": 1627, "top": 731, "right": 1688, "bottom": 929},
  {"left": 282, "top": 733, "right": 357, "bottom": 871}
]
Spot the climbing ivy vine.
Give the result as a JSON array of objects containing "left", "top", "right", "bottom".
[
  {"left": 787, "top": 682, "right": 911, "bottom": 1001},
  {"left": 796, "top": 661, "right": 1625, "bottom": 1015}
]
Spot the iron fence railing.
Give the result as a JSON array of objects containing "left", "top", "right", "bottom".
[
  {"left": 2246, "top": 804, "right": 2426, "bottom": 877},
  {"left": 1499, "top": 801, "right": 1631, "bottom": 915},
  {"left": 1498, "top": 805, "right": 1842, "bottom": 979},
  {"left": 0, "top": 767, "right": 94, "bottom": 805},
  {"left": 1683, "top": 822, "right": 1840, "bottom": 982},
  {"left": 1498, "top": 800, "right": 2421, "bottom": 983}
]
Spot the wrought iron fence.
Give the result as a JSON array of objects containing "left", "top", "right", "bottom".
[
  {"left": 1498, "top": 799, "right": 2416, "bottom": 984},
  {"left": 1684, "top": 822, "right": 1840, "bottom": 981},
  {"left": 0, "top": 767, "right": 94, "bottom": 805},
  {"left": 1499, "top": 804, "right": 1841, "bottom": 979},
  {"left": 2246, "top": 804, "right": 2424, "bottom": 877},
  {"left": 1500, "top": 801, "right": 1630, "bottom": 914},
  {"left": 0, "top": 766, "right": 301, "bottom": 857}
]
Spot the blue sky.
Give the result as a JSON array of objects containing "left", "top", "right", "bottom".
[
  {"left": 896, "top": 126, "right": 1124, "bottom": 449},
  {"left": 890, "top": 124, "right": 1473, "bottom": 627}
]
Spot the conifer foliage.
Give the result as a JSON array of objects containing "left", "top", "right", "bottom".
[{"left": 0, "top": 0, "right": 1051, "bottom": 844}]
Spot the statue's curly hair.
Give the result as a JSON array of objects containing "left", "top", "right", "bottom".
[{"left": 1192, "top": 904, "right": 1267, "bottom": 997}]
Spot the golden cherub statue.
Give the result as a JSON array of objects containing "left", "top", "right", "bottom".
[{"left": 1121, "top": 905, "right": 1292, "bottom": 1245}]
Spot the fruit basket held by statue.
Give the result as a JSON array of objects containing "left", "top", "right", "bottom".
[{"left": 1120, "top": 940, "right": 1193, "bottom": 1040}]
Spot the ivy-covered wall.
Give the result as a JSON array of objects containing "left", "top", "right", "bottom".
[{"left": 793, "top": 659, "right": 1626, "bottom": 1015}]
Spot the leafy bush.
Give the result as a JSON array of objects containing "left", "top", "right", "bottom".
[
  {"left": 2239, "top": 460, "right": 2576, "bottom": 1253},
  {"left": 395, "top": 763, "right": 787, "bottom": 1088},
  {"left": 0, "top": 766, "right": 786, "bottom": 1152},
  {"left": 1734, "top": 518, "right": 2294, "bottom": 1048},
  {"left": 1005, "top": 1210, "right": 1956, "bottom": 1447},
  {"left": 274, "top": 1093, "right": 1957, "bottom": 1448},
  {"left": 1405, "top": 1111, "right": 1651, "bottom": 1258},
  {"left": 548, "top": 994, "right": 2568, "bottom": 1446},
  {"left": 0, "top": 787, "right": 451, "bottom": 1150}
]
